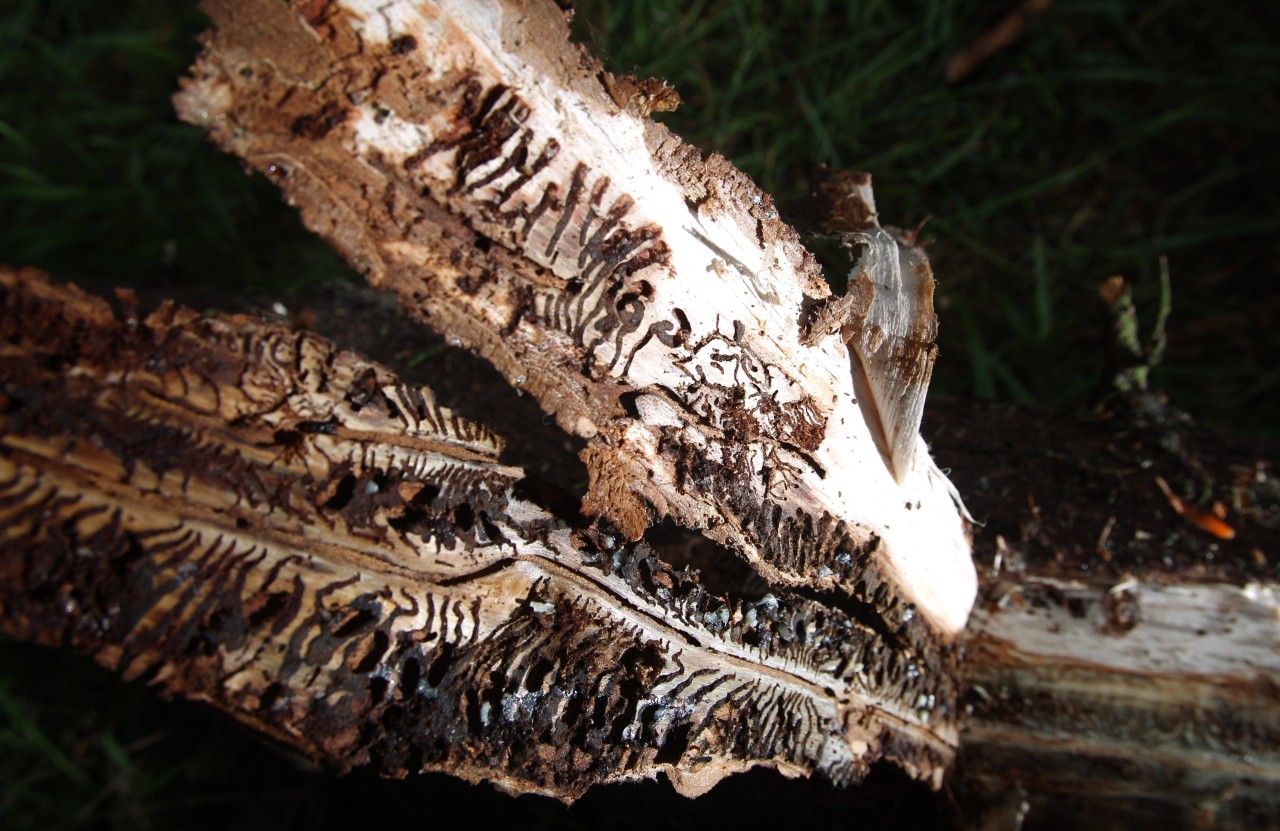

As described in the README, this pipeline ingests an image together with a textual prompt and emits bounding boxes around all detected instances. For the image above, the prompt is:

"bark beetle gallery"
[167,0,977,793]
[3,0,977,798]
[0,266,960,799]
[1,0,1278,824]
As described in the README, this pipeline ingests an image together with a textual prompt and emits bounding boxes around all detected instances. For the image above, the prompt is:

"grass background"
[1,0,1277,826]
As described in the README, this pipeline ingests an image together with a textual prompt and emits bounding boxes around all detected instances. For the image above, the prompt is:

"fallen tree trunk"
[167,0,979,790]
[961,576,1280,828]
[3,270,1277,827]
[173,0,977,642]
[0,268,950,798]
[932,396,1280,827]
[2,0,1279,825]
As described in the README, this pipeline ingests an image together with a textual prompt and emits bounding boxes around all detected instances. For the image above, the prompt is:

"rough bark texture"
[171,0,977,646]
[159,0,981,794]
[2,0,1278,822]
[2,271,1278,825]
[0,268,956,799]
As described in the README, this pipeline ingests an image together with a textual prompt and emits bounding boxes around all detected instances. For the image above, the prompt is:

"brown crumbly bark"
[0,268,957,799]
[172,0,977,649]
[2,0,1276,820]
[2,271,1277,823]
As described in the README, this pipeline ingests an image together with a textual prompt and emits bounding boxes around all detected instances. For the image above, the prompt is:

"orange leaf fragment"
[1154,476,1237,540]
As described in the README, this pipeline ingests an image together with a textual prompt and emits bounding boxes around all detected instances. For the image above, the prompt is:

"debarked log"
[0,268,958,799]
[960,576,1280,828]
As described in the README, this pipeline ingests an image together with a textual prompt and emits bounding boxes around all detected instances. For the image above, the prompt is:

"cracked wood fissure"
[0,269,956,799]
[172,0,976,651]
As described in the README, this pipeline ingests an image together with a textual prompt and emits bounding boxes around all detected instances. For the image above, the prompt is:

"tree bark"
[2,268,1278,824]
[167,0,978,792]
[172,0,978,642]
[2,0,1278,824]
[0,267,953,799]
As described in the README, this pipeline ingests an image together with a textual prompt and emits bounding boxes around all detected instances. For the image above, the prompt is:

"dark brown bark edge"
[0,268,953,801]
